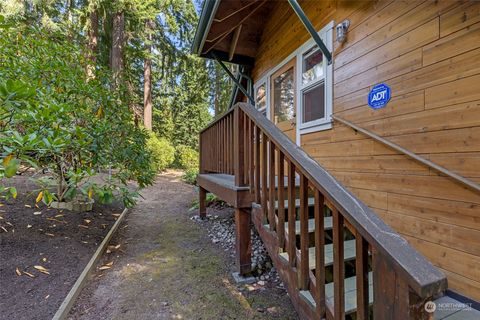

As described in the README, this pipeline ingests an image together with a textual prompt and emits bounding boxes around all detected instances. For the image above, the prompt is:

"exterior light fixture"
[336,19,350,43]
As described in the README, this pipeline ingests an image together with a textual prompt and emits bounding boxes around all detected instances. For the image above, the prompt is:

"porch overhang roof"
[192,0,275,67]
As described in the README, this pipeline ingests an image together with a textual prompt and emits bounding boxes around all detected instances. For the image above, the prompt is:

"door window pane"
[302,47,323,85]
[272,67,294,123]
[302,82,325,123]
[255,83,266,110]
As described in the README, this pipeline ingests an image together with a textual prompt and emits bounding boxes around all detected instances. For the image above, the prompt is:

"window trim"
[253,21,334,145]
[253,75,269,119]
[296,21,333,138]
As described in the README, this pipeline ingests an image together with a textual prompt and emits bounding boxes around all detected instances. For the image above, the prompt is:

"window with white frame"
[253,21,333,140]
[254,77,268,117]
[297,22,333,133]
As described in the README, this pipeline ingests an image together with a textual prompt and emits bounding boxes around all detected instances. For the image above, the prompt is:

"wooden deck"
[197,103,462,319]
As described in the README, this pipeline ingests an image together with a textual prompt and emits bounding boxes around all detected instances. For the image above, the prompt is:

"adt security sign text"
[368,83,391,109]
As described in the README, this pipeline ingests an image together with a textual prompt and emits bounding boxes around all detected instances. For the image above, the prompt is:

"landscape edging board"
[52,207,129,320]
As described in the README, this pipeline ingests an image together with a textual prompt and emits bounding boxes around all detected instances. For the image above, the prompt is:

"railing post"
[233,107,245,186]
[373,251,410,319]
[199,131,205,174]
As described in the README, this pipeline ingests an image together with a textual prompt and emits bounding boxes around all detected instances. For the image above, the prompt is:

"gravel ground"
[191,212,282,287]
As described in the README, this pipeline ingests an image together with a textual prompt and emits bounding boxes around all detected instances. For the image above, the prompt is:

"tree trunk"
[86,8,98,80]
[214,65,220,116]
[111,11,125,87]
[143,20,153,130]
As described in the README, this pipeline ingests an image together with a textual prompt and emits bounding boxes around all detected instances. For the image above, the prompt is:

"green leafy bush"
[182,168,199,185]
[147,133,175,172]
[175,145,199,170]
[0,20,156,207]
[189,193,224,210]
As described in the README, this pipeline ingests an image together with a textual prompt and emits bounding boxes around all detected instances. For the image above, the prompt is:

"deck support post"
[235,208,252,275]
[199,187,207,219]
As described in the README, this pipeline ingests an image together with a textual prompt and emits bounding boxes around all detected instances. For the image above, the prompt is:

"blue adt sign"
[368,83,391,109]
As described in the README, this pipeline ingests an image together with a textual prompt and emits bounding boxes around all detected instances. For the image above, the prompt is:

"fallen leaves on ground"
[99,261,113,270]
[23,271,35,278]
[106,244,121,253]
[84,219,91,224]
[34,265,50,275]
[35,192,43,203]
[47,217,67,224]
[1,226,7,232]
[33,211,42,215]
[15,267,22,276]
[45,233,55,237]
[78,224,89,229]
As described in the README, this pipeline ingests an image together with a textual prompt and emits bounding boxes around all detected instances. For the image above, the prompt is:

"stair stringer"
[251,204,317,320]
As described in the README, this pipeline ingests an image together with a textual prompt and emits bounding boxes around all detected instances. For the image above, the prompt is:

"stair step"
[263,216,332,235]
[271,175,301,188]
[274,197,315,209]
[279,239,356,269]
[299,272,373,315]
[284,216,333,235]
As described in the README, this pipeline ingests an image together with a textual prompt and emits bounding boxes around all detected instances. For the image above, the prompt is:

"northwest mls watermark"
[424,300,473,313]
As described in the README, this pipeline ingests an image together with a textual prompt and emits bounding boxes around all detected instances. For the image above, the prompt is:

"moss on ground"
[140,214,296,319]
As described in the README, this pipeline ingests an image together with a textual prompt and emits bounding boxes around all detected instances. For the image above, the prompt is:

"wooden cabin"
[193,1,480,319]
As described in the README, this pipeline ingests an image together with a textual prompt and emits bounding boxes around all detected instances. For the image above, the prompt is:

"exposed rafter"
[228,24,243,61]
[213,1,258,23]
[203,0,267,55]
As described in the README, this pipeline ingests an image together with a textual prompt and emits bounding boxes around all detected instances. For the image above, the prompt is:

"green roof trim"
[192,0,220,55]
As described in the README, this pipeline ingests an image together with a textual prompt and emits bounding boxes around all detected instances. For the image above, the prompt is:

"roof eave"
[192,0,220,55]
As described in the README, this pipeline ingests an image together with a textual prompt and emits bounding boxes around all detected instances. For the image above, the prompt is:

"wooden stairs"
[197,103,480,319]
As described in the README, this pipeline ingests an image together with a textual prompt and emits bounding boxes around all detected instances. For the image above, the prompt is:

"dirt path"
[69,170,297,320]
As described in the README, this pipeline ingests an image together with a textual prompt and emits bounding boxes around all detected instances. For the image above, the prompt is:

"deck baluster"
[254,125,261,203]
[277,152,285,248]
[287,160,296,267]
[268,141,276,231]
[333,208,345,319]
[261,133,268,222]
[314,189,326,317]
[249,119,255,194]
[356,232,369,320]
[299,174,309,290]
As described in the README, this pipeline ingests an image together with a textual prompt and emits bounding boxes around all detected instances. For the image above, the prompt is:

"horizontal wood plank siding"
[252,0,480,301]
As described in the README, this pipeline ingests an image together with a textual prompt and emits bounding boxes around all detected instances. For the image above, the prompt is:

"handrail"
[333,115,480,194]
[200,107,235,135]
[233,102,446,298]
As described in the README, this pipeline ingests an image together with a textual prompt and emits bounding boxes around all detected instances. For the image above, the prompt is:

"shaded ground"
[0,174,123,320]
[69,170,298,320]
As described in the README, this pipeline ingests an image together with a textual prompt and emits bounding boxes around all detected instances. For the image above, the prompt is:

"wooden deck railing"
[199,102,447,319]
[200,110,235,175]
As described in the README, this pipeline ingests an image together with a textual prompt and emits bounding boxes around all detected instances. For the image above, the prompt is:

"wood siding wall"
[251,0,480,301]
